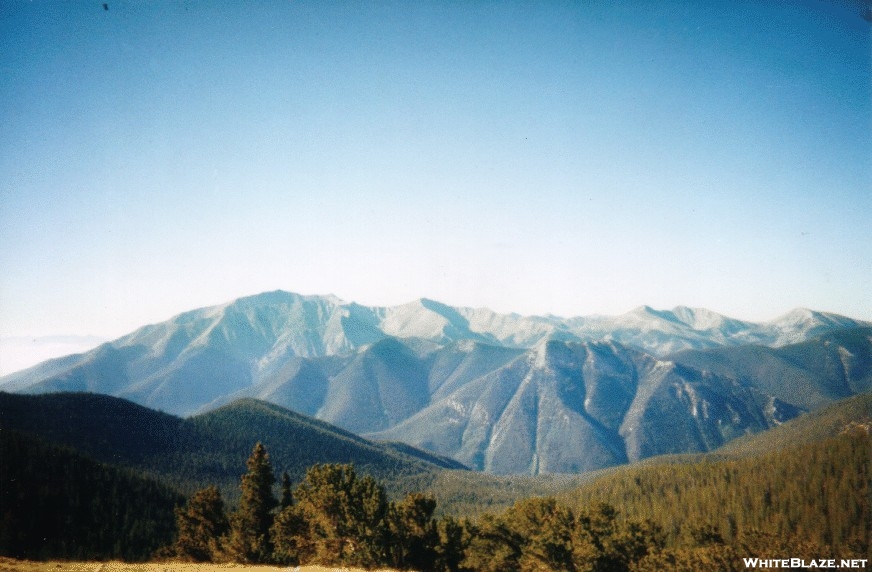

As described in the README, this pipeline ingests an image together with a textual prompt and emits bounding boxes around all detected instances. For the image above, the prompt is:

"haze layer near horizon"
[1,1,869,363]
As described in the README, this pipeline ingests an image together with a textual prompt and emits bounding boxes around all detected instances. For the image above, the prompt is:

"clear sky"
[1,0,870,359]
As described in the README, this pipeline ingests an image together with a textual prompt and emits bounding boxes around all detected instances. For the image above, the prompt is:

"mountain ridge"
[4,291,866,380]
[0,391,464,496]
[1,290,869,475]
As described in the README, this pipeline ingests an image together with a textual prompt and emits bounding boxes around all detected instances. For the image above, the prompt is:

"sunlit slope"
[2,292,866,417]
[1,291,869,475]
[560,393,872,556]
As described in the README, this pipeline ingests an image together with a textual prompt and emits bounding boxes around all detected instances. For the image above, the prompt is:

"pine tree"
[271,504,309,565]
[436,515,469,572]
[173,486,229,562]
[572,502,663,571]
[508,497,575,572]
[461,513,523,572]
[226,442,277,563]
[388,492,440,570]
[292,463,389,567]
[280,471,293,510]
[461,497,575,572]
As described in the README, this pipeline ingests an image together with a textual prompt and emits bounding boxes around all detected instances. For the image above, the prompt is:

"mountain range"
[1,290,870,475]
[4,383,868,561]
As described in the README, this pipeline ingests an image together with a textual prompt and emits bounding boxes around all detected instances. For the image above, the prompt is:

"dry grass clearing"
[0,559,398,572]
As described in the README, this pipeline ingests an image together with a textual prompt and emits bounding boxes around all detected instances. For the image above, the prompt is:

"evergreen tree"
[507,497,575,572]
[388,492,440,570]
[173,486,229,562]
[572,502,663,571]
[226,442,277,563]
[459,499,663,572]
[280,471,293,510]
[271,503,309,565]
[462,497,575,572]
[461,513,523,572]
[291,463,389,567]
[436,515,470,572]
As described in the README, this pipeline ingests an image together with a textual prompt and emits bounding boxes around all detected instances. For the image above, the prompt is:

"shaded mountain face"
[1,290,870,475]
[0,392,464,498]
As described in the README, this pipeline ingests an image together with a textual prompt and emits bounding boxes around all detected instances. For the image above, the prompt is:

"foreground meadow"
[0,559,397,572]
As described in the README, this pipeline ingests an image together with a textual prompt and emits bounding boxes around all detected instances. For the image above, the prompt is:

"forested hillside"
[714,392,872,456]
[0,391,581,515]
[564,432,870,557]
[0,429,181,561]
[2,392,869,567]
[164,426,872,570]
[0,392,461,500]
[551,396,872,567]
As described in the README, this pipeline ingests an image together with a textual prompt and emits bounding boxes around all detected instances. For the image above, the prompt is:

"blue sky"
[1,0,870,361]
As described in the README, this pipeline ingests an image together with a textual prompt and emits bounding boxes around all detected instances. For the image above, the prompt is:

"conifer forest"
[3,427,869,571]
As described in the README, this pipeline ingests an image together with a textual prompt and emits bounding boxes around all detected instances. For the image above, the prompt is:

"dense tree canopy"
[273,463,389,567]
[0,429,180,561]
[4,428,867,569]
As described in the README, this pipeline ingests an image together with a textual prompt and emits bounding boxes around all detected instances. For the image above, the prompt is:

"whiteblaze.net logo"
[743,558,868,569]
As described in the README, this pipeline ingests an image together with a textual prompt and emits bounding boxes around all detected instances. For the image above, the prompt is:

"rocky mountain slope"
[2,291,869,475]
[370,329,871,473]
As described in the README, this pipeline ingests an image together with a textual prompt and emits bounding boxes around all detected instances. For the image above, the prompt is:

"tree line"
[173,442,672,570]
[4,420,866,569]
[175,429,870,571]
